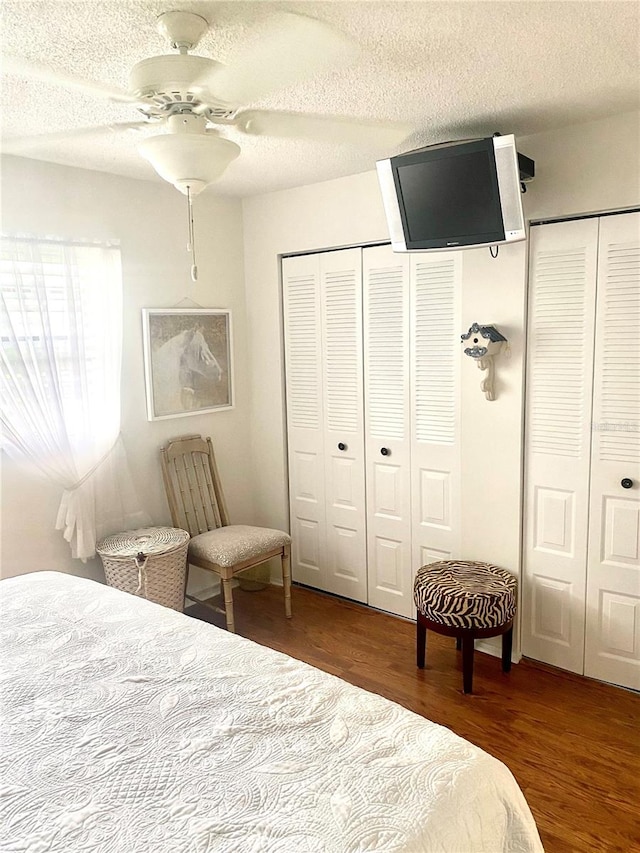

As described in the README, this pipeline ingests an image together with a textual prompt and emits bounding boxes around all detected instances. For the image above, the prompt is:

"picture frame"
[142,308,234,421]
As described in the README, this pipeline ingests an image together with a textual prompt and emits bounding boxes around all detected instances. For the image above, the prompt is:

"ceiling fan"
[3,10,412,192]
[3,9,412,278]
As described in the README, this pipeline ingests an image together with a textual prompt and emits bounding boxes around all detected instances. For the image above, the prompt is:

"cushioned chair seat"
[414,560,516,629]
[188,525,292,568]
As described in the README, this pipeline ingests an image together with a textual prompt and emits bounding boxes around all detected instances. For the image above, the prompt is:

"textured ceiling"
[2,1,639,197]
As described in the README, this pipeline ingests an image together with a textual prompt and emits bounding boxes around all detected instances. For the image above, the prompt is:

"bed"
[0,572,543,852]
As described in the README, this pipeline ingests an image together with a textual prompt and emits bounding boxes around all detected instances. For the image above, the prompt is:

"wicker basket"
[96,526,190,612]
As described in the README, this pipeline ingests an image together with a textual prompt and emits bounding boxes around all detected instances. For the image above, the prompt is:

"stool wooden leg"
[461,634,474,694]
[502,627,513,673]
[416,615,427,669]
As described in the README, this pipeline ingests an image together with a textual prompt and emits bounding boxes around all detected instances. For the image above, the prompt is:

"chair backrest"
[160,434,230,536]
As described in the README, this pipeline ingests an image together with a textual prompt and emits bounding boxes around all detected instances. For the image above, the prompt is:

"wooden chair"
[160,434,291,632]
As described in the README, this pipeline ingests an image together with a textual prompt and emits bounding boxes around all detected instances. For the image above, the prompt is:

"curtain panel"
[0,235,149,560]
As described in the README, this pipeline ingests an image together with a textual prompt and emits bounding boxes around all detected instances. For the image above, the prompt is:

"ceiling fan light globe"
[138,133,240,194]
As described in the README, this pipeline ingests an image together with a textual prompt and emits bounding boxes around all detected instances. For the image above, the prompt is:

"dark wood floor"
[186,583,640,853]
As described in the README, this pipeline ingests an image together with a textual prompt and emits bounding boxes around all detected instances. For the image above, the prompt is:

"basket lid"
[97,526,189,557]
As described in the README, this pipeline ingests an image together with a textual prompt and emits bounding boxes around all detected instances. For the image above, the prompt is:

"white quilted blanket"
[0,572,543,853]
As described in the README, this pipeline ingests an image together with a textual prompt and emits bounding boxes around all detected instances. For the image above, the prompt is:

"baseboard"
[183,577,248,609]
[475,637,522,664]
[184,578,219,611]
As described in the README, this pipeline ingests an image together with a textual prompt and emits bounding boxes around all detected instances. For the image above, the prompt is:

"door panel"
[585,212,640,689]
[295,517,322,577]
[419,468,452,527]
[321,248,367,602]
[531,577,573,646]
[599,592,639,658]
[410,253,461,583]
[282,254,328,590]
[371,461,403,517]
[362,245,412,616]
[602,497,640,564]
[523,218,599,673]
[533,486,576,556]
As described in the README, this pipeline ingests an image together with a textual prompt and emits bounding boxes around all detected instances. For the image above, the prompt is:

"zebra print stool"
[413,560,517,694]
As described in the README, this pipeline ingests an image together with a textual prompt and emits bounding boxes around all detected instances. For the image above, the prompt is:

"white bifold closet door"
[360,246,462,618]
[523,217,598,673]
[283,249,367,603]
[584,212,640,689]
[284,244,461,618]
[362,245,412,617]
[523,211,640,690]
[282,253,328,593]
[410,254,462,572]
[321,249,367,602]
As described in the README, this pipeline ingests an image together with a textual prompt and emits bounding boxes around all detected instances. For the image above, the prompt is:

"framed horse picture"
[142,308,233,420]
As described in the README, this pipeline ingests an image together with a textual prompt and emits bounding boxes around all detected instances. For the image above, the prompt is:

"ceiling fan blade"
[3,55,144,105]
[1,122,152,155]
[233,110,414,148]
[204,13,359,105]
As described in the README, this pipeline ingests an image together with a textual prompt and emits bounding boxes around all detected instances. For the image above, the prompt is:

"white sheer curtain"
[0,234,150,560]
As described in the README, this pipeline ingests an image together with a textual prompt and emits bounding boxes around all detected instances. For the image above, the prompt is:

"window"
[1,234,147,559]
[1,236,122,453]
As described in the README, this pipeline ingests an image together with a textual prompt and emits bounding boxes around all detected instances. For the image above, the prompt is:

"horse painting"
[151,326,225,416]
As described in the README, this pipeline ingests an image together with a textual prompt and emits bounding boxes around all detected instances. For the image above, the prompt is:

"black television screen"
[376,135,527,253]
[396,147,502,245]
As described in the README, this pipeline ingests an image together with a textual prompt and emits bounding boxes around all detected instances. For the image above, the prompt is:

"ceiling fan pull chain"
[186,186,198,282]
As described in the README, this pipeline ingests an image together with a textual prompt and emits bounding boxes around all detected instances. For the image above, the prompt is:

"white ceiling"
[2,1,639,198]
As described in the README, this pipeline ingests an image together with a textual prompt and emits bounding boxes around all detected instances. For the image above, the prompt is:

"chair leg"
[502,627,513,673]
[416,614,427,669]
[461,634,475,694]
[221,577,235,633]
[282,547,292,619]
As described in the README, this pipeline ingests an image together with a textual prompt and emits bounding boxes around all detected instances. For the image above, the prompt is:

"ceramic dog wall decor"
[461,323,508,401]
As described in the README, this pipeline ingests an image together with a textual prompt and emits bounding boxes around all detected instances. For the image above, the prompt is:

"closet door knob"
[337,442,347,452]
[380,447,390,457]
[621,478,633,489]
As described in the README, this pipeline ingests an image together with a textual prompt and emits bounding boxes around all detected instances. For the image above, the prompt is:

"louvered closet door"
[585,212,640,689]
[363,245,412,617]
[522,219,598,673]
[410,254,462,574]
[282,254,328,590]
[320,248,367,602]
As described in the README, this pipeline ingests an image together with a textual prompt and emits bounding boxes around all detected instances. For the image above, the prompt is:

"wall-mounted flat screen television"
[376,134,531,253]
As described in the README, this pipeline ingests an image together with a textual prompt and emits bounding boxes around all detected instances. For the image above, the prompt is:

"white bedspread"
[0,572,543,852]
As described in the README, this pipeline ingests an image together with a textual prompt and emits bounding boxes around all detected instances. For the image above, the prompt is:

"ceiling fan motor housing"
[129,54,234,117]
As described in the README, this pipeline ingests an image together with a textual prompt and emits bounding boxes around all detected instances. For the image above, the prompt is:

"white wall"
[1,156,250,589]
[519,111,640,221]
[242,110,640,638]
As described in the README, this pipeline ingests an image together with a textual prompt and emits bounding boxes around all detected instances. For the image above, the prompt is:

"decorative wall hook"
[461,323,508,401]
